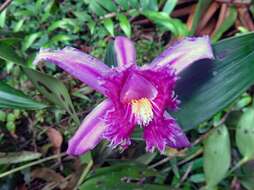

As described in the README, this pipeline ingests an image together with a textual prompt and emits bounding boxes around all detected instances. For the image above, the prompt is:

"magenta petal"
[150,36,214,74]
[144,112,190,153]
[67,99,112,156]
[120,72,158,103]
[33,47,110,95]
[103,104,136,148]
[114,36,136,68]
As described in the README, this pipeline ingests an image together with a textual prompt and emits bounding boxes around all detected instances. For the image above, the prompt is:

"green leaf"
[173,32,254,130]
[143,10,189,37]
[80,163,169,190]
[0,41,24,65]
[190,0,212,34]
[140,0,158,11]
[115,0,129,10]
[162,0,177,15]
[204,125,231,188]
[0,82,46,110]
[241,176,254,190]
[22,67,79,124]
[0,151,41,164]
[80,151,93,165]
[0,10,7,28]
[22,32,43,51]
[89,1,107,17]
[96,0,117,12]
[136,152,157,165]
[118,14,131,37]
[189,173,205,183]
[129,0,139,8]
[44,34,72,47]
[87,21,96,34]
[211,6,237,42]
[236,108,254,160]
[104,41,117,67]
[13,18,26,32]
[47,18,79,33]
[103,18,115,36]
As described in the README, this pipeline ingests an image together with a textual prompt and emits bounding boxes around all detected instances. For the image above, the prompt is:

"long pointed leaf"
[23,67,80,125]
[173,32,254,130]
[0,82,47,110]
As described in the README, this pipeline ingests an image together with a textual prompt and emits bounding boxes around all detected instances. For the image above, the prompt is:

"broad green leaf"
[0,41,24,65]
[0,151,41,164]
[241,178,254,190]
[147,0,158,11]
[212,6,237,42]
[143,10,189,37]
[189,173,205,183]
[22,67,79,124]
[13,18,26,32]
[0,37,21,46]
[87,21,96,34]
[89,1,107,16]
[162,0,177,15]
[44,34,72,47]
[103,18,115,36]
[129,0,139,8]
[0,10,6,28]
[235,95,252,110]
[81,183,170,190]
[204,125,231,188]
[104,41,117,67]
[22,32,42,51]
[173,32,254,130]
[236,108,254,160]
[0,82,46,110]
[80,151,93,165]
[140,0,158,11]
[190,0,212,34]
[47,19,79,33]
[136,152,157,165]
[115,0,129,10]
[80,163,169,190]
[96,0,117,12]
[118,14,131,37]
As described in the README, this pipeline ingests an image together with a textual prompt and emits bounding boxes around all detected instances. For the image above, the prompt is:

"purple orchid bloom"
[34,36,214,155]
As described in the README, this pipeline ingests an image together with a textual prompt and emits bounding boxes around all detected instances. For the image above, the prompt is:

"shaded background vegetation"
[0,0,254,190]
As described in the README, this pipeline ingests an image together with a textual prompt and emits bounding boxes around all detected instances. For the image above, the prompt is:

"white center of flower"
[131,98,153,126]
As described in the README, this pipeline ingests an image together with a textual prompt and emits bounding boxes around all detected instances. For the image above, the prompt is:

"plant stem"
[227,157,249,176]
[0,0,12,12]
[74,159,93,190]
[0,152,66,178]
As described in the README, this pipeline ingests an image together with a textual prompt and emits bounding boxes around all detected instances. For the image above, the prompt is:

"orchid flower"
[34,36,214,155]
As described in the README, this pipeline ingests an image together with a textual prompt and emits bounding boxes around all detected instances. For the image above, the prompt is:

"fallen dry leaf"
[46,127,63,152]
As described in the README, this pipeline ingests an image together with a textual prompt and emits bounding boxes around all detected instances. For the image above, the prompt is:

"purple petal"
[33,47,110,95]
[139,67,178,115]
[103,103,136,149]
[144,112,190,153]
[67,99,112,156]
[150,36,214,74]
[114,36,136,68]
[120,72,158,103]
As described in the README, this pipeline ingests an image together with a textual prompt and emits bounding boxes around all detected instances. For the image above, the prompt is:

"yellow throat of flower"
[131,98,153,126]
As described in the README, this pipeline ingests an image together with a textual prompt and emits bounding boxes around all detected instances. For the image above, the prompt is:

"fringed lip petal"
[114,36,136,68]
[150,36,214,74]
[67,99,113,156]
[120,72,158,103]
[144,112,190,153]
[33,47,111,95]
